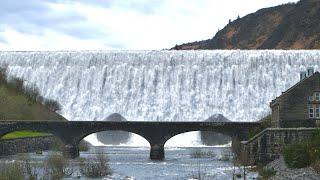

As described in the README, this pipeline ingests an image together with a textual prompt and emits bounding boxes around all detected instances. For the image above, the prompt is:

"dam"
[0,50,320,146]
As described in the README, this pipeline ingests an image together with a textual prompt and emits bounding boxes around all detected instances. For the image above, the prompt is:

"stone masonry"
[241,128,315,165]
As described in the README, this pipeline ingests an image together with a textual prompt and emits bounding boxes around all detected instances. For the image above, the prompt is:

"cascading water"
[0,50,319,146]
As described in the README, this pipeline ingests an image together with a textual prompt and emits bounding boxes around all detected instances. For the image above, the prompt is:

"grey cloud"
[0,0,107,39]
[65,0,162,14]
[104,42,126,49]
[0,36,7,44]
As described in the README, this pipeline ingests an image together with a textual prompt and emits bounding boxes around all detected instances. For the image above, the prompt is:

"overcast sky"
[0,0,299,51]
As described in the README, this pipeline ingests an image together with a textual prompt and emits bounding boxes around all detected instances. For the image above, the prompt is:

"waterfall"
[0,50,320,146]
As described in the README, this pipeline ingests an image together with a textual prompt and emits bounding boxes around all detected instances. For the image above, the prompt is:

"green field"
[1,131,51,140]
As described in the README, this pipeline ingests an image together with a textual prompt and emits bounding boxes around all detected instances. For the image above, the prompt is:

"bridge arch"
[80,130,150,146]
[63,129,153,159]
[164,130,232,148]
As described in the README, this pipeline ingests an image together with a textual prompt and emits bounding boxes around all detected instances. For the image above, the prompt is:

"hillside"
[172,0,320,50]
[0,85,65,121]
[0,69,66,139]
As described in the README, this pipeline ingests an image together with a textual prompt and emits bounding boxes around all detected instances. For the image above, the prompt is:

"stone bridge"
[0,121,260,160]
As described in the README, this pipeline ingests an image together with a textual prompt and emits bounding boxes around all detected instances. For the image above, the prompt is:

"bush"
[79,140,90,152]
[219,154,230,161]
[80,153,112,178]
[283,142,311,168]
[23,85,40,103]
[0,161,24,180]
[43,99,61,112]
[259,167,276,179]
[282,128,320,169]
[190,149,215,158]
[44,154,73,179]
[21,157,38,180]
[8,77,24,92]
[312,159,320,174]
[0,67,7,84]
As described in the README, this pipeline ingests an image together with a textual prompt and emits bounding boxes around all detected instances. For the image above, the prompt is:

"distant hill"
[172,0,320,50]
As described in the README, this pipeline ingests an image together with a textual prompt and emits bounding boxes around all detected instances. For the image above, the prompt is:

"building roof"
[270,71,320,107]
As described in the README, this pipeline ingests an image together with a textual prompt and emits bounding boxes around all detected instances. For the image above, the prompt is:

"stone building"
[270,68,320,127]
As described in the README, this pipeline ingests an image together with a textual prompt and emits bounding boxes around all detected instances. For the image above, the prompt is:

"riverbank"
[0,136,90,156]
[0,136,59,156]
[261,156,320,179]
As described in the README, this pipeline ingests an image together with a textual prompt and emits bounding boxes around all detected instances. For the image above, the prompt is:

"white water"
[0,50,320,146]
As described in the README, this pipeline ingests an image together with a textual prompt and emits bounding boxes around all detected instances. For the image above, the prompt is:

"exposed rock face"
[96,113,130,145]
[200,114,231,146]
[172,0,320,50]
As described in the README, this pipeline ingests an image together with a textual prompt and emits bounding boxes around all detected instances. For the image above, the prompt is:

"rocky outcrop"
[96,113,130,145]
[200,114,231,146]
[172,0,320,50]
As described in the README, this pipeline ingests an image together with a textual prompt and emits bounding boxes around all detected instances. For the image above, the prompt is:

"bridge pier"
[150,144,164,160]
[62,144,79,159]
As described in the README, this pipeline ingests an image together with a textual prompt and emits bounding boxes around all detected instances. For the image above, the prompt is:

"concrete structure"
[270,71,320,128]
[0,121,259,160]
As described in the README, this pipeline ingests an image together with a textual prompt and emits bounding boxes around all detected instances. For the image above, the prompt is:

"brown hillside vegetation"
[172,0,320,50]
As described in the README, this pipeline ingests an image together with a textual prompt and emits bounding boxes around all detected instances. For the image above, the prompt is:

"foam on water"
[1,50,320,146]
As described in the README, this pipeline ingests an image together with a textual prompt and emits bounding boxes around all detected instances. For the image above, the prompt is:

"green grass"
[0,85,65,121]
[1,131,51,140]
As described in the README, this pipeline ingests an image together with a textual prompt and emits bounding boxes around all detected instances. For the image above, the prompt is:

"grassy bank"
[0,67,66,140]
[1,131,51,140]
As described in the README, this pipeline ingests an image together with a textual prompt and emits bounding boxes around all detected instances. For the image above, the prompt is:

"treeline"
[0,67,61,112]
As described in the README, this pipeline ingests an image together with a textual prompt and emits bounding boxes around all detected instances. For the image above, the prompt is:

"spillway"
[0,50,319,146]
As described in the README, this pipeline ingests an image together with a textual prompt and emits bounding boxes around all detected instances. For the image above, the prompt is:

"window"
[309,105,314,118]
[316,104,320,118]
[309,95,314,102]
[315,92,320,101]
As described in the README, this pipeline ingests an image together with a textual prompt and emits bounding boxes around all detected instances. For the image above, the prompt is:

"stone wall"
[0,136,59,156]
[241,128,316,165]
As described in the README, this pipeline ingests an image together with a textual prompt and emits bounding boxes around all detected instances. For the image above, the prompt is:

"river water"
[1,146,258,180]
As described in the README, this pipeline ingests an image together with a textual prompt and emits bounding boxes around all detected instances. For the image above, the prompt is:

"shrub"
[43,99,61,112]
[283,142,311,168]
[0,67,7,84]
[79,140,90,152]
[23,85,40,103]
[8,77,24,92]
[44,154,73,179]
[80,153,112,178]
[0,161,24,180]
[190,149,215,158]
[219,154,230,161]
[312,159,320,174]
[22,158,38,180]
[259,167,276,179]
